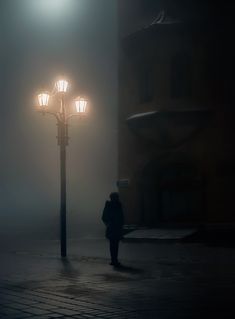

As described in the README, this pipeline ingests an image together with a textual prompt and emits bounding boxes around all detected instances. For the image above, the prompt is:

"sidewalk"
[123,227,197,241]
[123,223,235,244]
[0,238,235,318]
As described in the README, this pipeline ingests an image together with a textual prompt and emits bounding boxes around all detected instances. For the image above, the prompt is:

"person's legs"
[113,239,119,263]
[109,239,120,265]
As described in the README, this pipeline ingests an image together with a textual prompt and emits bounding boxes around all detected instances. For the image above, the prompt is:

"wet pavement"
[0,238,235,318]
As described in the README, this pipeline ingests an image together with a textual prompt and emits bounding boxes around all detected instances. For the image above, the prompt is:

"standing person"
[102,192,124,267]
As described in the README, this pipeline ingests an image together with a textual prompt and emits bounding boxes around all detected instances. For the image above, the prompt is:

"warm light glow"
[55,79,69,93]
[75,97,88,113]
[38,92,50,107]
[29,0,72,18]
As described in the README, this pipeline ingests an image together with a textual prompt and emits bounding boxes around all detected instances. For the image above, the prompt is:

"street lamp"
[35,78,88,258]
[75,96,88,113]
[55,79,69,93]
[38,92,50,107]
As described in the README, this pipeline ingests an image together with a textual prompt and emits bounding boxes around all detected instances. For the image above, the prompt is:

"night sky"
[0,0,118,238]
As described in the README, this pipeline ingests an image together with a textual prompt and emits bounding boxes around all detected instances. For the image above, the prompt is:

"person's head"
[109,192,119,202]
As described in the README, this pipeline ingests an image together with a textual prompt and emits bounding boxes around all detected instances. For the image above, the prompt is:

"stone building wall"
[118,0,235,226]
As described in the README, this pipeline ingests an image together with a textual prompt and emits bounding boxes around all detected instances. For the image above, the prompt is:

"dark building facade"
[118,0,235,226]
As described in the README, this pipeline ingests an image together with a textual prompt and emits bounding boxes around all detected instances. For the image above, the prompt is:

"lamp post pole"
[36,78,88,258]
[59,123,67,257]
[58,95,68,258]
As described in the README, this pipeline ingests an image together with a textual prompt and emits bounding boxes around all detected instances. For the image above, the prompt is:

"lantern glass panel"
[38,93,50,107]
[56,79,68,93]
[75,97,88,113]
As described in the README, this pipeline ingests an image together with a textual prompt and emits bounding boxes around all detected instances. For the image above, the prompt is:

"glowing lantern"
[55,79,69,93]
[75,97,88,113]
[38,92,50,107]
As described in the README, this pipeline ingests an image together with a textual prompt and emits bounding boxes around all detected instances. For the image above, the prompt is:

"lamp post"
[36,78,88,258]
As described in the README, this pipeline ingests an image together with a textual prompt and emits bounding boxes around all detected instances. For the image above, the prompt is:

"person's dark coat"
[102,200,124,240]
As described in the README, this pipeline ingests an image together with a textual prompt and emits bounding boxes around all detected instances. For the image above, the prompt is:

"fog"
[0,0,118,239]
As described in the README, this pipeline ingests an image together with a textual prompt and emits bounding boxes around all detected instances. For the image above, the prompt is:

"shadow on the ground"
[113,264,144,274]
[60,259,80,278]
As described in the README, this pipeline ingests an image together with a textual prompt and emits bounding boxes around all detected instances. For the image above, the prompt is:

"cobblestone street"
[0,239,235,318]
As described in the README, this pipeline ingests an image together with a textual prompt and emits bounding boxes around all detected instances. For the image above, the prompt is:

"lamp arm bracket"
[40,110,61,122]
[66,113,83,121]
